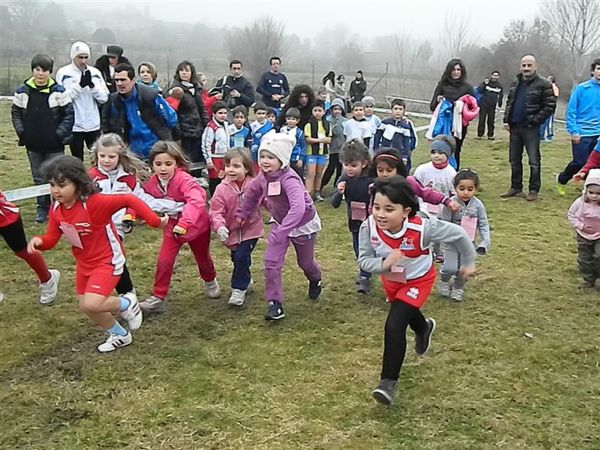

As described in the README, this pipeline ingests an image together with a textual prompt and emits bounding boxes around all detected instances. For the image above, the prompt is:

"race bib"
[267,181,281,196]
[384,264,407,283]
[461,216,478,241]
[427,203,441,215]
[350,201,367,221]
[59,222,83,249]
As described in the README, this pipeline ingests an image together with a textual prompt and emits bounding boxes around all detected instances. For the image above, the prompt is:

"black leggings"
[115,235,134,295]
[381,300,428,380]
[454,125,468,169]
[70,131,100,161]
[0,217,28,252]
[321,153,342,189]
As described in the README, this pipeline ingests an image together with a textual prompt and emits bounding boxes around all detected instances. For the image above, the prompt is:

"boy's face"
[343,160,368,178]
[267,113,276,123]
[32,66,50,86]
[312,106,325,120]
[233,112,245,127]
[353,106,365,120]
[318,91,327,100]
[215,108,228,122]
[392,105,405,119]
[364,104,374,116]
[332,106,342,117]
[286,116,299,128]
[255,110,267,123]
[431,150,448,165]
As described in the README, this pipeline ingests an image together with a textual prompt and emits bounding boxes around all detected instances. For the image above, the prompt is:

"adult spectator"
[322,71,336,104]
[56,41,109,161]
[430,58,475,168]
[276,84,316,130]
[137,61,161,92]
[102,63,177,159]
[539,76,560,142]
[557,58,600,186]
[11,54,74,223]
[256,56,290,115]
[477,70,503,140]
[199,72,222,120]
[501,55,556,201]
[95,45,130,93]
[335,74,351,111]
[214,60,254,109]
[349,70,367,103]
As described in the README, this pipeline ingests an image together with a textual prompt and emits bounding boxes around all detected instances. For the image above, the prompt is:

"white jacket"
[56,63,109,132]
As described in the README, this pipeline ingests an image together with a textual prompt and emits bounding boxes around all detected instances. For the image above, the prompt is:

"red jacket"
[0,192,20,228]
[201,89,219,120]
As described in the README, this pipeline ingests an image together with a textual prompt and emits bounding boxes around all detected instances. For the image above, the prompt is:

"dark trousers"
[454,126,467,169]
[321,153,342,189]
[558,136,600,184]
[381,301,428,380]
[70,130,100,161]
[231,238,258,290]
[0,217,28,252]
[27,150,64,212]
[181,137,204,177]
[576,234,600,284]
[351,230,371,279]
[508,124,541,193]
[477,104,496,137]
[115,264,134,295]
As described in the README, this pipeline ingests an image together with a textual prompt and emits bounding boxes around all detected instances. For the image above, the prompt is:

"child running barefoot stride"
[567,169,600,289]
[236,133,322,321]
[140,141,219,313]
[1,190,60,304]
[209,148,263,306]
[358,177,475,405]
[27,155,167,353]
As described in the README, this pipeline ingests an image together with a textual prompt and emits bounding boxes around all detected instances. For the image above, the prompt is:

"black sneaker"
[265,301,285,320]
[35,208,48,223]
[308,280,322,300]
[372,378,397,405]
[415,318,436,356]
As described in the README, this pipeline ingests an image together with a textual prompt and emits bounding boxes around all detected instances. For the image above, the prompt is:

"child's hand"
[159,215,169,228]
[27,237,43,255]
[173,224,186,235]
[572,171,586,182]
[459,264,476,278]
[217,226,230,242]
[295,160,303,169]
[206,161,214,171]
[337,181,346,194]
[384,249,405,270]
[476,246,486,256]
[448,200,461,212]
[324,137,332,144]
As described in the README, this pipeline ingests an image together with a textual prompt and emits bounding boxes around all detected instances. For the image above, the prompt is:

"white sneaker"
[139,295,167,314]
[39,269,60,305]
[205,279,221,298]
[438,280,451,297]
[120,291,143,331]
[0,291,4,303]
[450,289,464,302]
[247,279,255,292]
[228,288,246,306]
[97,332,132,353]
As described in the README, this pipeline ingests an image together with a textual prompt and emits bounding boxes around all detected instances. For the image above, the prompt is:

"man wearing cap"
[95,45,131,93]
[56,41,109,161]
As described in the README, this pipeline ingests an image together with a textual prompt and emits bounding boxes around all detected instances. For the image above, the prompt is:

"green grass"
[1,101,599,449]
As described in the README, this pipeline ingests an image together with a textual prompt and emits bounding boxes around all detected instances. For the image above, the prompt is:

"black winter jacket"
[503,73,556,126]
[214,75,255,109]
[168,80,209,138]
[95,55,131,93]
[430,79,475,111]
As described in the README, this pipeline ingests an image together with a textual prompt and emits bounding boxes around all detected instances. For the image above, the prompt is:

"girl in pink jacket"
[139,141,219,314]
[209,148,264,306]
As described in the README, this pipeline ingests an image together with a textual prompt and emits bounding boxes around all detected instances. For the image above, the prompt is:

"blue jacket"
[373,117,417,153]
[229,124,252,149]
[566,78,600,136]
[250,120,275,161]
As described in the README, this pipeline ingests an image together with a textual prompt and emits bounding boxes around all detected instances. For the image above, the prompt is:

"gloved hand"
[217,226,230,242]
[79,70,93,88]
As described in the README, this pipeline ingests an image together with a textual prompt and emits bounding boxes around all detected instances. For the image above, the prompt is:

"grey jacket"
[440,196,491,252]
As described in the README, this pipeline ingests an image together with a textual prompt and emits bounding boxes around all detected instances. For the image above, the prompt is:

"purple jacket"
[236,168,316,242]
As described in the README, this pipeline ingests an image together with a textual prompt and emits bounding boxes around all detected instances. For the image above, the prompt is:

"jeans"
[27,150,64,212]
[508,124,541,193]
[539,115,554,140]
[558,136,599,184]
[231,238,258,290]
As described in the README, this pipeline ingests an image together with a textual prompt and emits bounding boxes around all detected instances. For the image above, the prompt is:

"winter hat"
[70,41,90,59]
[362,95,376,107]
[430,138,454,157]
[259,133,295,168]
[585,169,600,187]
[106,45,123,58]
[331,97,346,113]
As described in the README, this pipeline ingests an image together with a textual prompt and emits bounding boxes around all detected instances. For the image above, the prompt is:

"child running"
[209,148,263,306]
[358,176,476,405]
[140,141,220,313]
[439,169,490,301]
[88,133,183,304]
[1,190,60,304]
[27,155,167,352]
[567,169,600,289]
[202,101,231,195]
[236,133,322,321]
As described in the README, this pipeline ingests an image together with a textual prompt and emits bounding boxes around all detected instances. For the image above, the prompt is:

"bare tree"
[543,0,600,86]
[439,12,478,61]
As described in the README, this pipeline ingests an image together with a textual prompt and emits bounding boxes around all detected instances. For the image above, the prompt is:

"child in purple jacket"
[236,133,322,321]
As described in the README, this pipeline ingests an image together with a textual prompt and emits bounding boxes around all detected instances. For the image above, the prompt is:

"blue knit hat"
[430,139,454,157]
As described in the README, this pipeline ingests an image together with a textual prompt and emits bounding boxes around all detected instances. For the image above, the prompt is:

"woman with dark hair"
[276,84,316,129]
[167,60,209,165]
[322,71,336,104]
[430,59,474,168]
[349,70,367,102]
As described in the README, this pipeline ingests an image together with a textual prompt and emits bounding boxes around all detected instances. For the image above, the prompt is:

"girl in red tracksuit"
[140,141,219,314]
[27,155,167,353]
[1,190,60,305]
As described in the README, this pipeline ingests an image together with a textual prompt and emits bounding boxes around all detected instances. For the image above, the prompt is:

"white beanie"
[585,168,600,187]
[259,133,296,168]
[70,41,90,60]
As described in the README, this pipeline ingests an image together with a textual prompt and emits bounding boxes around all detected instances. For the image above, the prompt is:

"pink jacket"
[143,168,210,237]
[459,94,480,126]
[209,176,264,248]
[568,196,600,240]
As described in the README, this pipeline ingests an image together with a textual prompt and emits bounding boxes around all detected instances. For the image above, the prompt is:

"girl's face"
[200,75,208,87]
[376,161,398,180]
[456,179,477,203]
[214,108,228,122]
[152,153,177,181]
[372,192,411,233]
[97,146,120,172]
[343,160,368,178]
[260,150,282,173]
[139,65,154,84]
[225,156,248,181]
[586,184,600,203]
[49,178,77,208]
[332,106,342,117]
[178,66,192,82]
[431,150,448,165]
[451,64,462,80]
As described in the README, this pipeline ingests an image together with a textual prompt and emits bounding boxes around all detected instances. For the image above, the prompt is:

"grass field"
[0,101,598,449]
